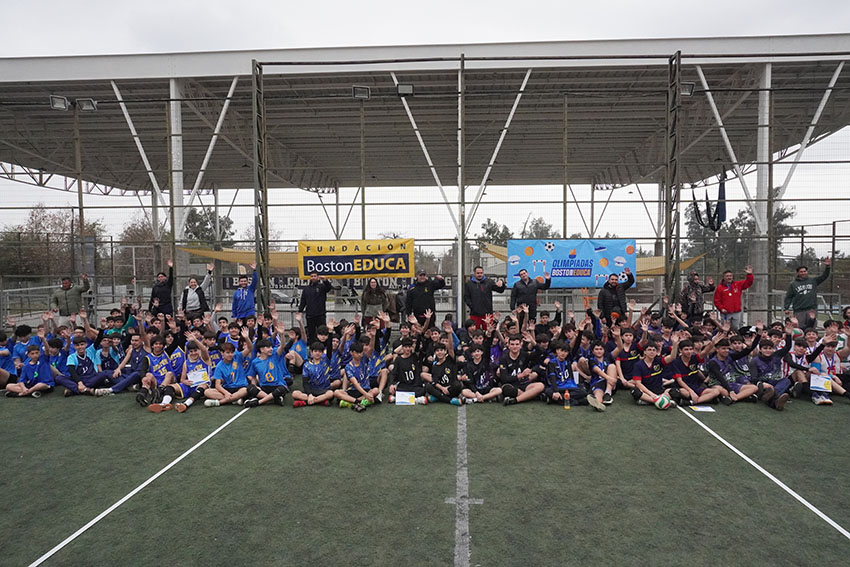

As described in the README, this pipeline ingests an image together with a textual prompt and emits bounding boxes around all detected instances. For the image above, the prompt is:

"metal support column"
[664,52,683,302]
[562,95,568,240]
[252,60,271,311]
[750,63,771,322]
[168,78,185,307]
[73,104,86,273]
[360,101,366,240]
[456,54,466,323]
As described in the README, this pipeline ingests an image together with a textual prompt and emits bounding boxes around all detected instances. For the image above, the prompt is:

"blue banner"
[506,239,637,289]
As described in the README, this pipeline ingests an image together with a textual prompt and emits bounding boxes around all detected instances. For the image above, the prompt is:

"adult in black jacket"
[597,268,634,326]
[464,266,506,329]
[298,272,334,343]
[149,260,174,316]
[510,269,551,321]
[406,271,445,324]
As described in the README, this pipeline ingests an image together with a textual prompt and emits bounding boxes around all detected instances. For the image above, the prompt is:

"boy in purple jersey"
[586,340,617,411]
[459,344,501,403]
[614,327,641,389]
[4,344,56,398]
[707,338,759,403]
[630,341,679,406]
[749,320,795,410]
[545,338,590,408]
[668,337,726,406]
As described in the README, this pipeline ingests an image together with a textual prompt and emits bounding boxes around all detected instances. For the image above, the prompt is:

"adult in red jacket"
[713,265,753,329]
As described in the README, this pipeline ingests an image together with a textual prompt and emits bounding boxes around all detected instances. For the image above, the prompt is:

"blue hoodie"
[231,271,258,319]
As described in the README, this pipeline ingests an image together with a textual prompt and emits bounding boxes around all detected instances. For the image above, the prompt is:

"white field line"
[29,408,252,567]
[677,406,850,541]
[446,405,483,567]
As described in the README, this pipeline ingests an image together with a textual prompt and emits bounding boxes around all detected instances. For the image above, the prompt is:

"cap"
[418,270,427,275]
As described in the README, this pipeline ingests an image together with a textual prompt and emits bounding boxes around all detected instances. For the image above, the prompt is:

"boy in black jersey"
[388,338,427,404]
[498,335,545,406]
[459,344,501,403]
[422,343,462,405]
[630,341,678,405]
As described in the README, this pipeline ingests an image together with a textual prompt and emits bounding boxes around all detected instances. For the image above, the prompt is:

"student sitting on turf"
[614,326,641,390]
[136,335,175,407]
[669,337,729,406]
[388,338,428,404]
[65,336,114,396]
[421,341,461,405]
[705,337,759,403]
[496,334,545,406]
[785,337,826,404]
[204,336,253,407]
[750,321,795,410]
[5,344,56,398]
[163,337,213,413]
[292,340,337,408]
[244,321,293,408]
[0,331,14,389]
[811,339,850,405]
[459,343,501,404]
[363,314,393,402]
[336,340,373,412]
[546,338,589,408]
[586,339,618,411]
[630,340,679,406]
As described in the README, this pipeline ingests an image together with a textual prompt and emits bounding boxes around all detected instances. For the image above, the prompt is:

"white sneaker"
[415,396,428,405]
[94,388,114,397]
[204,399,220,407]
[235,398,244,406]
[376,392,384,403]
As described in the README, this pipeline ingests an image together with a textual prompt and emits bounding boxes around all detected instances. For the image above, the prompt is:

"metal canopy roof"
[1,34,849,196]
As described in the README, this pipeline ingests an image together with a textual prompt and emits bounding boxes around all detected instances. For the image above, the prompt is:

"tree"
[184,207,235,247]
[0,204,105,283]
[683,195,798,277]
[475,218,513,248]
[520,216,561,239]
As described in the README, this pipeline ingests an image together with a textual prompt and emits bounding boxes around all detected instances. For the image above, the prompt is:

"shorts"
[639,381,665,396]
[224,386,247,394]
[261,385,288,394]
[589,377,607,392]
[345,388,362,399]
[177,383,197,398]
[305,386,330,397]
[368,377,381,389]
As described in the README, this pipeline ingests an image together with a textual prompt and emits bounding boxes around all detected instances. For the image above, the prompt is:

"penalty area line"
[29,407,252,567]
[677,406,850,541]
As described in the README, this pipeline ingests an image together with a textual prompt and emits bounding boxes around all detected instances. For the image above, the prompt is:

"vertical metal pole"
[360,100,366,240]
[110,236,115,303]
[665,52,683,302]
[655,183,664,298]
[589,184,596,238]
[252,60,271,311]
[131,247,138,297]
[168,79,185,308]
[335,188,341,239]
[213,183,221,304]
[73,104,86,273]
[767,93,776,317]
[456,54,466,322]
[750,63,771,322]
[831,221,837,300]
[562,95,568,239]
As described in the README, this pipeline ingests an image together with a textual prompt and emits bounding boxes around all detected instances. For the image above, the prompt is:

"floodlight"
[397,84,414,97]
[352,86,371,100]
[680,82,696,96]
[49,95,70,111]
[76,98,98,112]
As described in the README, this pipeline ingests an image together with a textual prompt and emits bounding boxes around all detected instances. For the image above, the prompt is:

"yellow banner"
[297,239,414,279]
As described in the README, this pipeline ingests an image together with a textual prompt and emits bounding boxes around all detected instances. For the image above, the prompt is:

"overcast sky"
[1,1,848,259]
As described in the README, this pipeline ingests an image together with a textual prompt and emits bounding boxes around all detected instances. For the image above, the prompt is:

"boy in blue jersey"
[93,333,147,397]
[244,321,292,408]
[292,340,336,407]
[0,331,14,388]
[151,338,212,413]
[12,325,41,377]
[137,335,176,408]
[335,341,373,412]
[204,338,254,407]
[545,338,589,408]
[5,344,56,398]
[65,336,114,396]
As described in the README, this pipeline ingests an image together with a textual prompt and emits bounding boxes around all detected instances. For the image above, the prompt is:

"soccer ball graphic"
[543,241,555,252]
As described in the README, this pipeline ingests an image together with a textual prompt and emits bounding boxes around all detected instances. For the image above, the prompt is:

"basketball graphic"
[524,246,534,256]
[626,245,635,255]
[600,258,609,268]
[535,276,545,284]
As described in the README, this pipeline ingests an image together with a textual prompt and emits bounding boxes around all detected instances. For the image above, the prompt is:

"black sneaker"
[720,396,733,406]
[5,391,18,398]
[503,397,517,406]
[756,382,765,398]
[135,390,150,407]
[791,382,804,399]
[669,388,683,402]
[244,398,260,408]
[746,394,759,403]
[151,387,164,405]
[602,392,613,405]
[775,393,790,411]
[495,394,505,404]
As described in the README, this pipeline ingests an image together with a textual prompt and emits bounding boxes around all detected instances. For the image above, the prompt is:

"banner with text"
[506,239,637,289]
[297,238,415,279]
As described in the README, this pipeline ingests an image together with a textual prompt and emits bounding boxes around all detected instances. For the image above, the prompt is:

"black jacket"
[406,277,445,317]
[149,266,174,313]
[463,276,506,316]
[597,272,634,324]
[510,277,551,310]
[181,286,209,314]
[298,279,333,318]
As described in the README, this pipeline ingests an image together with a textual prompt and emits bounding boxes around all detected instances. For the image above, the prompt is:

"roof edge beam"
[776,60,845,200]
[695,65,766,234]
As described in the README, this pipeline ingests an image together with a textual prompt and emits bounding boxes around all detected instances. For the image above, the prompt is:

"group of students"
[3,282,850,415]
